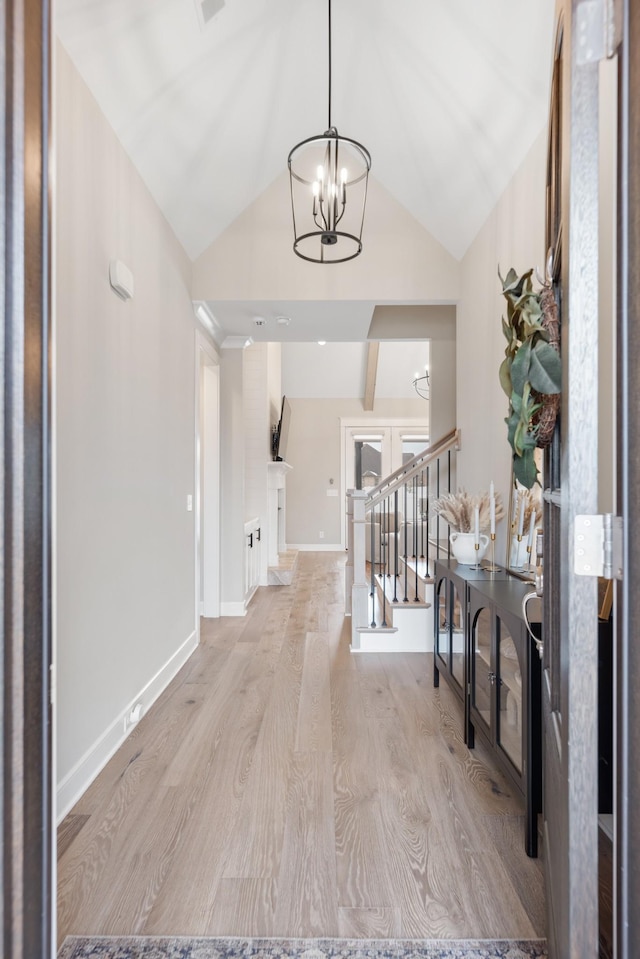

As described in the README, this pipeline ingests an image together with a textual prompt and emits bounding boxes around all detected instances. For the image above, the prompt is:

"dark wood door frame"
[2,1,53,957]
[616,0,640,953]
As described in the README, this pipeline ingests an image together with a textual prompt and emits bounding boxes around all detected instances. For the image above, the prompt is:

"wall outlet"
[319,531,324,539]
[187,494,193,511]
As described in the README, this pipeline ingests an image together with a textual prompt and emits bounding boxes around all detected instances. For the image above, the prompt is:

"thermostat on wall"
[109,259,134,300]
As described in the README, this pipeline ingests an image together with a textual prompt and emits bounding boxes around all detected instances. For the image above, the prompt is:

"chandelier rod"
[327,0,332,130]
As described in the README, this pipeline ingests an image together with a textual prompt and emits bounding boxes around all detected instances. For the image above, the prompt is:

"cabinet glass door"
[436,577,449,667]
[497,616,522,772]
[472,606,492,729]
[451,583,464,687]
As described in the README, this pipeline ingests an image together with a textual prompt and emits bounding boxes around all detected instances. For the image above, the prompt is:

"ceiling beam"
[363,342,379,411]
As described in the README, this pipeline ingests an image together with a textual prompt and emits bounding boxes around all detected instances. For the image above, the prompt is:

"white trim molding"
[288,543,344,552]
[220,602,247,617]
[56,629,198,821]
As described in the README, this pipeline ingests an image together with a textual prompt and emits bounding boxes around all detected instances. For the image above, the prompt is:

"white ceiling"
[56,0,556,266]
[281,340,430,399]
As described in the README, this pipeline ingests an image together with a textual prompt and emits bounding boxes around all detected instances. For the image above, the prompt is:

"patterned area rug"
[58,937,548,959]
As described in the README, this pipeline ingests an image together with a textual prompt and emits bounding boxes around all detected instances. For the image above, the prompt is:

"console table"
[433,558,542,857]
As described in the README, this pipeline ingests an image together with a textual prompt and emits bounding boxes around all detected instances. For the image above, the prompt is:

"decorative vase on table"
[450,531,489,565]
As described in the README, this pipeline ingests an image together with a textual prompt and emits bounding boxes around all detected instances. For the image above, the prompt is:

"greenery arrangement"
[432,489,505,534]
[499,267,561,488]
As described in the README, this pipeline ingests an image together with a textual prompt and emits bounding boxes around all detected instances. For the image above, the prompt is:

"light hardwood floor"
[57,552,545,945]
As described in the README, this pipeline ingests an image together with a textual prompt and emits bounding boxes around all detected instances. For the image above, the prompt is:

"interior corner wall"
[457,129,547,560]
[267,342,282,428]
[243,343,271,585]
[219,348,246,610]
[429,339,457,443]
[55,43,201,814]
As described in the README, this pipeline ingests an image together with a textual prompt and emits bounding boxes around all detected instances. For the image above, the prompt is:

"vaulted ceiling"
[56,0,556,265]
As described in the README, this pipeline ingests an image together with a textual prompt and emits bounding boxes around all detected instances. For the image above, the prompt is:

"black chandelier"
[287,0,371,264]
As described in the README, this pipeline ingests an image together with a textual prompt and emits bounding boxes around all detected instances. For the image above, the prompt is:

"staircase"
[345,428,460,652]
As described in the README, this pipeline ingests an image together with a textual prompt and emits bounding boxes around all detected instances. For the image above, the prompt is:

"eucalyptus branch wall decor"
[499,267,561,488]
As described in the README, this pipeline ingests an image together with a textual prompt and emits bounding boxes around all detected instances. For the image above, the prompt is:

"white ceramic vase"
[450,530,489,564]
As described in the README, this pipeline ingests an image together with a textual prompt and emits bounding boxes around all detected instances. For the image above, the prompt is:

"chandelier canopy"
[288,0,371,264]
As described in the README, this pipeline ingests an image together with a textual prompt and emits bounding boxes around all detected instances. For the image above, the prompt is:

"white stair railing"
[346,428,460,646]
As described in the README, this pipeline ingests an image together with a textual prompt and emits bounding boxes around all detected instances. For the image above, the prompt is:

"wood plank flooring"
[57,551,545,945]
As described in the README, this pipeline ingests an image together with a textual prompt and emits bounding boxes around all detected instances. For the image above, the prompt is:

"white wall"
[429,338,457,442]
[457,130,547,559]
[243,343,272,586]
[192,173,461,303]
[55,45,204,813]
[285,398,427,547]
[219,348,246,613]
[267,342,282,429]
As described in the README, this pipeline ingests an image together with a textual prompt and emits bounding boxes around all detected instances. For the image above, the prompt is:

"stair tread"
[268,550,299,586]
[374,573,432,607]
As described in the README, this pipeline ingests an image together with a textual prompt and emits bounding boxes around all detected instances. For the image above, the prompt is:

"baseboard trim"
[56,628,198,823]
[220,601,247,617]
[244,585,258,609]
[288,543,344,552]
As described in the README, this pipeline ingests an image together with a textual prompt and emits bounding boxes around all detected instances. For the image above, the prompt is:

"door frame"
[616,0,640,950]
[2,0,54,955]
[339,418,429,548]
[195,331,221,624]
[542,1,601,955]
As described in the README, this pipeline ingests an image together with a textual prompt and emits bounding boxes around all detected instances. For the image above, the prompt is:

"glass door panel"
[451,583,464,686]
[436,578,449,667]
[355,439,382,490]
[498,618,522,772]
[472,607,492,729]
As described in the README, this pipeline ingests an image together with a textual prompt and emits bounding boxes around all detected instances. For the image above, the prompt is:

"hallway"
[57,553,544,945]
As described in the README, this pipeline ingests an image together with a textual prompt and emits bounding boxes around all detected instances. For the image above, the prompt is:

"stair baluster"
[346,428,460,649]
[393,490,399,603]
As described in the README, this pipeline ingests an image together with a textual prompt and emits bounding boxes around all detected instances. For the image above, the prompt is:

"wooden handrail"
[346,426,459,642]
[364,428,460,511]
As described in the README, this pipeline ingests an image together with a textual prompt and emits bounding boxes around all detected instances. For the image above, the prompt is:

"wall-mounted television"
[272,395,292,462]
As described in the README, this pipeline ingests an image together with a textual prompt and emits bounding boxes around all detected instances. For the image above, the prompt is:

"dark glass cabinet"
[433,559,542,857]
[434,572,466,699]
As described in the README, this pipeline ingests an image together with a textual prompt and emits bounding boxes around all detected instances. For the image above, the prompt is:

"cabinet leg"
[433,661,440,688]
[526,802,538,858]
[466,719,475,749]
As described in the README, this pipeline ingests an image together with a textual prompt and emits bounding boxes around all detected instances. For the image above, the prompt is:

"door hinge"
[576,0,621,64]
[574,514,623,580]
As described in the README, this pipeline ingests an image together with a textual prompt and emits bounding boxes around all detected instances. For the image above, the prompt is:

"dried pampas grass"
[511,487,541,530]
[432,489,506,533]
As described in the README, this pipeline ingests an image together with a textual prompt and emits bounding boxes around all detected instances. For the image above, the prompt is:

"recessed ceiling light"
[254,317,267,327]
[318,340,327,346]
[276,315,291,326]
